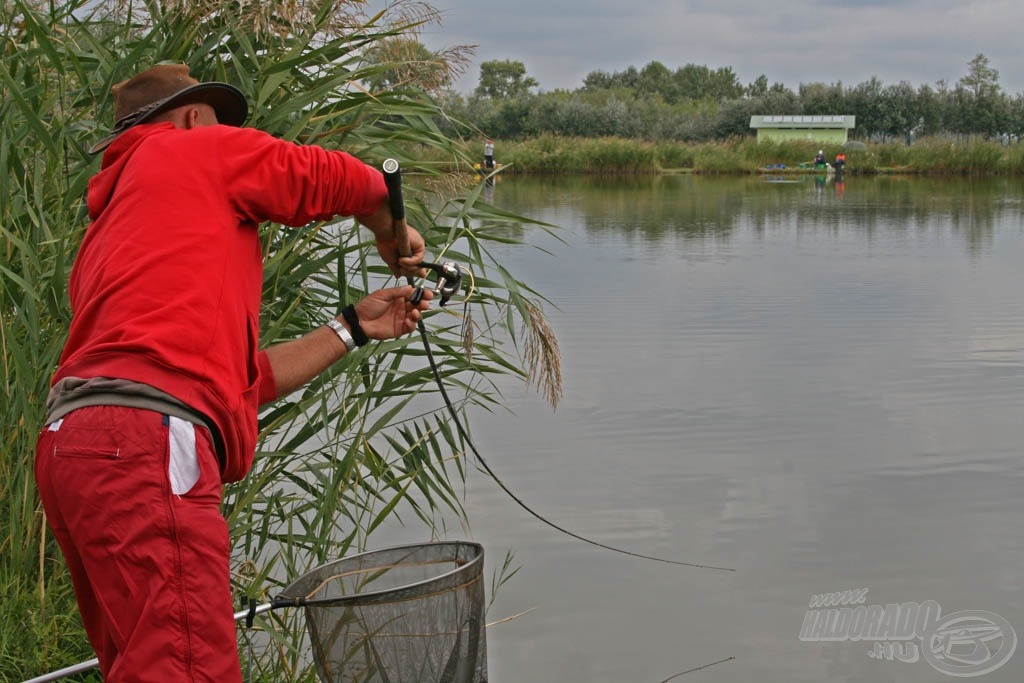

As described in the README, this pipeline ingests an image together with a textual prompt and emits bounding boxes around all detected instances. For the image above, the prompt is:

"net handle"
[23,603,277,682]
[26,542,483,681]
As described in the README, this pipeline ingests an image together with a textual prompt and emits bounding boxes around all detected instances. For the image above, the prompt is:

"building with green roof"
[750,115,856,144]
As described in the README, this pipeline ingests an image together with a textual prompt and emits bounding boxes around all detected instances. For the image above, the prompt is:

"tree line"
[425,54,1024,144]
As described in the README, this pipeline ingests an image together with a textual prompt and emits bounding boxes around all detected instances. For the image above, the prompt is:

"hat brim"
[89,81,248,155]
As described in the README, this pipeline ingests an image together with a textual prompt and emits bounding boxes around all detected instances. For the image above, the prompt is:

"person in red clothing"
[34,63,432,682]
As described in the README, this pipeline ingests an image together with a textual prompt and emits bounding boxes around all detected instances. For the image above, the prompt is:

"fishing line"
[412,317,733,572]
[657,656,736,682]
[381,160,734,573]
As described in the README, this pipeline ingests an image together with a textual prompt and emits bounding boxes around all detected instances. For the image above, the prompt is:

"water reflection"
[399,175,1024,682]
[495,174,1024,258]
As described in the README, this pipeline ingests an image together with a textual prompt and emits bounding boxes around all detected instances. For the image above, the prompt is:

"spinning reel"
[411,260,469,307]
[380,159,470,308]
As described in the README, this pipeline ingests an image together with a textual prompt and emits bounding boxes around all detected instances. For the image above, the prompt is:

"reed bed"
[449,134,1024,176]
[2,0,558,679]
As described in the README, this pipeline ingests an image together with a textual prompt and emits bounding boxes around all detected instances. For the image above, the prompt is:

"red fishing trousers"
[35,406,242,682]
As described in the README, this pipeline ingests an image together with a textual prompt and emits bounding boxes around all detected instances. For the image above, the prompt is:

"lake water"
[384,173,1024,682]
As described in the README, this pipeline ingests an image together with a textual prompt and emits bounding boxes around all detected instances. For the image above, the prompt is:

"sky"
[407,0,1024,96]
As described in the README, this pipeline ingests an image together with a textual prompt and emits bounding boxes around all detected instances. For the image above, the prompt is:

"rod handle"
[381,158,411,258]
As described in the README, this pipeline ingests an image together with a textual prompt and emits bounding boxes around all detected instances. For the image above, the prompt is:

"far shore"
[434,135,1024,176]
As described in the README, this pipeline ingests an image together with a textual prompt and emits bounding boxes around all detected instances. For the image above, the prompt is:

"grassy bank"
[434,135,1024,176]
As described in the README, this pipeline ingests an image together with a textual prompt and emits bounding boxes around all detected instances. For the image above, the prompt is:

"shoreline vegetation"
[4,0,557,679]
[433,136,1024,176]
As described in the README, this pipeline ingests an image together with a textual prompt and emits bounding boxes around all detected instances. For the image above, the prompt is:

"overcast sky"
[411,0,1024,96]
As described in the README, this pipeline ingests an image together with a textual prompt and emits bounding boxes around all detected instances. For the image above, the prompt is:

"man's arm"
[259,285,433,402]
[260,325,347,402]
[218,127,426,275]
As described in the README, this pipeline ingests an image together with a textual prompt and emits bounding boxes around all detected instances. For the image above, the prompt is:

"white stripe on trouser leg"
[168,416,200,495]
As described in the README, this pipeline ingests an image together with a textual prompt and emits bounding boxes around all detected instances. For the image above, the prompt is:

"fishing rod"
[381,160,734,573]
[380,158,467,306]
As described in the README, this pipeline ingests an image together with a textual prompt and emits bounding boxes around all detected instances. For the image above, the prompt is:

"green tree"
[960,53,1000,98]
[672,63,712,101]
[757,87,801,115]
[946,85,975,137]
[582,69,615,90]
[847,77,885,139]
[877,81,918,140]
[952,54,1010,137]
[583,65,640,92]
[637,60,673,100]
[747,75,769,98]
[713,97,760,138]
[669,63,743,103]
[475,59,538,99]
[703,66,744,101]
[1007,94,1024,137]
[466,54,1024,142]
[799,81,845,115]
[915,83,943,136]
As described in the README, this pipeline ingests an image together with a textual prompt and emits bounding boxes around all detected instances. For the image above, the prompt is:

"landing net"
[279,541,487,683]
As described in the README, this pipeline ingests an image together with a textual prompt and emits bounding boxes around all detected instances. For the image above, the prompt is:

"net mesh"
[279,542,487,683]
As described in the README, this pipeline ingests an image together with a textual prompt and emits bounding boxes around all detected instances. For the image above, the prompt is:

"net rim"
[277,540,484,607]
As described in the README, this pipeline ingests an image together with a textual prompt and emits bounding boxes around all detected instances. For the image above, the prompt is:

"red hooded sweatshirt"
[54,122,387,482]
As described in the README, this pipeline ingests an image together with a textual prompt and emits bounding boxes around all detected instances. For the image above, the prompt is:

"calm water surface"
[387,174,1024,682]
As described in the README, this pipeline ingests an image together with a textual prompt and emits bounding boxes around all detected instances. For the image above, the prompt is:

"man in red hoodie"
[34,64,432,682]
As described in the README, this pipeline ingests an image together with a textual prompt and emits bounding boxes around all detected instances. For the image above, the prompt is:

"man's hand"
[375,225,426,278]
[262,286,433,402]
[355,285,433,339]
[356,201,427,277]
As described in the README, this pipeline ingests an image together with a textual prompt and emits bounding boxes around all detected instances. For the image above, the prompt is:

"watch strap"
[341,305,369,347]
[326,319,356,352]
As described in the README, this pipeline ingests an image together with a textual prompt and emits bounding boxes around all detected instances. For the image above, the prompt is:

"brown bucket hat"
[89,63,248,154]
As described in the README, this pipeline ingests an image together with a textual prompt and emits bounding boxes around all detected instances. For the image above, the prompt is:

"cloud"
[416,0,1024,95]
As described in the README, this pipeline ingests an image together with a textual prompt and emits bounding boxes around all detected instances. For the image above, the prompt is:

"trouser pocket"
[167,415,200,495]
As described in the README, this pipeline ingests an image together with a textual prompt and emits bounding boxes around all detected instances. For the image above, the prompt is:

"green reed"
[2,1,558,679]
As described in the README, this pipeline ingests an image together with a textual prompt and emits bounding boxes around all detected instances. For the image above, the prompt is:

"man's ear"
[183,106,202,130]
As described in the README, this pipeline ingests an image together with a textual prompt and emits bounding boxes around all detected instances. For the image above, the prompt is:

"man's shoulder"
[134,123,272,149]
[176,123,273,147]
